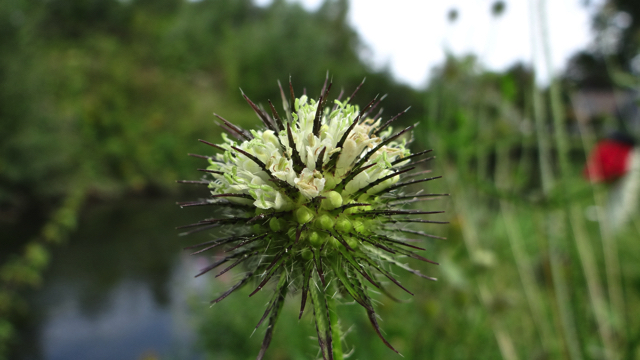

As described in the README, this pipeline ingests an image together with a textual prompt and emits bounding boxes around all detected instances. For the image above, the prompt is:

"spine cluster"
[178,78,447,359]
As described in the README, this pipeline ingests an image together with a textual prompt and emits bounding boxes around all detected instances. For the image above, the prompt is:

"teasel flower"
[178,77,447,359]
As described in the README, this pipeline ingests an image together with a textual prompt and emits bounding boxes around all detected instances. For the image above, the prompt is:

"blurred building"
[572,90,640,134]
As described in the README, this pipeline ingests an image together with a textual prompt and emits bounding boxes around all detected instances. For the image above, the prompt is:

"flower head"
[583,138,634,183]
[178,78,446,359]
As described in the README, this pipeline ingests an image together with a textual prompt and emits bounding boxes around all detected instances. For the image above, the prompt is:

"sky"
[255,0,603,88]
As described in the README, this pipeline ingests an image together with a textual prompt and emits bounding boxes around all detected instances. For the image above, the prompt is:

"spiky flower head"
[178,78,447,359]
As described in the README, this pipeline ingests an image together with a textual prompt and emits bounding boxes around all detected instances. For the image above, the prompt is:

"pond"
[14,195,217,360]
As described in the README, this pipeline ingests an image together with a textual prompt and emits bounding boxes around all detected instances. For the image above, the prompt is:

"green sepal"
[256,275,289,360]
[299,261,313,319]
[352,276,400,355]
[328,257,368,309]
[334,242,379,289]
[309,272,334,360]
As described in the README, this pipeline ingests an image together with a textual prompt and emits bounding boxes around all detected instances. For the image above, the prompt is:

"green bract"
[178,79,447,359]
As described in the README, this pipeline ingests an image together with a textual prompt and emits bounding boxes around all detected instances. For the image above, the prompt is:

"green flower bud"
[296,206,314,224]
[324,173,340,190]
[315,214,334,230]
[301,248,313,260]
[321,191,343,210]
[269,217,284,232]
[307,231,321,247]
[335,216,352,233]
[346,236,359,250]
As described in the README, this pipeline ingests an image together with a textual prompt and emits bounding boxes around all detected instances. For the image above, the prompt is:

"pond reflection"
[19,195,215,360]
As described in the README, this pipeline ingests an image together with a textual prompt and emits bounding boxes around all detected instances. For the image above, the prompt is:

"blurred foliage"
[0,1,418,358]
[593,0,640,70]
[566,0,640,88]
[416,44,640,360]
[0,186,85,359]
[2,0,640,359]
[0,0,419,209]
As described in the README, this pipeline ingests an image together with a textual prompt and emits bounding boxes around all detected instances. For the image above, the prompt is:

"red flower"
[583,140,633,183]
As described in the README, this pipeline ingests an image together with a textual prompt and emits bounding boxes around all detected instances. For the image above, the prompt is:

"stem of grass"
[572,96,626,341]
[495,141,555,355]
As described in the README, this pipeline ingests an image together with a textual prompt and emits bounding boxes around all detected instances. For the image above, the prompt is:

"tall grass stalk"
[572,96,627,340]
[568,204,615,352]
[528,0,553,194]
[427,87,519,360]
[546,213,585,360]
[538,0,614,358]
[495,142,555,354]
[528,2,583,357]
[449,178,520,360]
[530,0,582,360]
[452,124,519,360]
[537,0,615,356]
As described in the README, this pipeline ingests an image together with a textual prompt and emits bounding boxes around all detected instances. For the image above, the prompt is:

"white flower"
[294,168,326,199]
[204,98,410,209]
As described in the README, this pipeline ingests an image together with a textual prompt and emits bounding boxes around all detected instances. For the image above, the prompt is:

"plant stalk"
[327,293,344,360]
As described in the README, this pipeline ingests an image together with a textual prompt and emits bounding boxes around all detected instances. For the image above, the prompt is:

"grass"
[189,52,640,358]
[3,1,639,359]
[191,173,640,360]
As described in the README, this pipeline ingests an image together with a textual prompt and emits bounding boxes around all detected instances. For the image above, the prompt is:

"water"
[15,195,217,360]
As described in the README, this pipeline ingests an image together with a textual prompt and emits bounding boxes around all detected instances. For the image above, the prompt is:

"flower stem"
[327,293,344,360]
